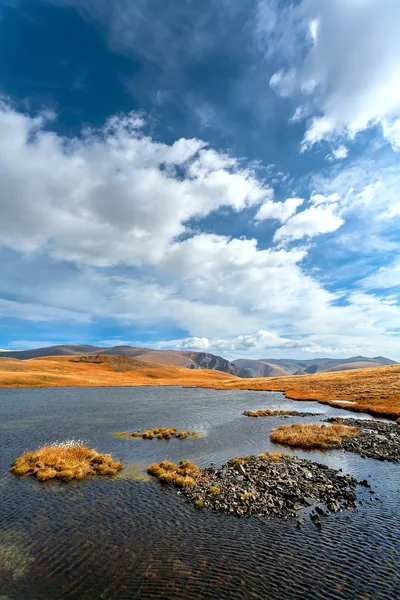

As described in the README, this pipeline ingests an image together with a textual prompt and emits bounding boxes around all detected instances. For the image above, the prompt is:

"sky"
[0,0,400,360]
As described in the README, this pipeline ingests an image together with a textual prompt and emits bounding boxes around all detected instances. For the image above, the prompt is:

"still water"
[0,386,399,599]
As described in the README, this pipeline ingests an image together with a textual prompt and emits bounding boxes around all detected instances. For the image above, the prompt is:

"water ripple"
[0,386,399,599]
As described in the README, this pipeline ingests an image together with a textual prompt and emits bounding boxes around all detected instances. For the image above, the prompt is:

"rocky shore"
[177,453,361,523]
[327,417,400,462]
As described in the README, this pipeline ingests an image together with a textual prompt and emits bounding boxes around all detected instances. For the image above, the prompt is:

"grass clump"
[270,423,358,450]
[209,486,221,495]
[243,409,300,417]
[11,440,123,481]
[258,452,289,462]
[131,427,200,440]
[147,458,201,488]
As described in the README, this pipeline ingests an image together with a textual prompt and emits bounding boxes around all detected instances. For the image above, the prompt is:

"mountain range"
[0,345,397,378]
[232,356,397,377]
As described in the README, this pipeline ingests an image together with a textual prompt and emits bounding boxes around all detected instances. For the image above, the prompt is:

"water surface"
[0,387,399,599]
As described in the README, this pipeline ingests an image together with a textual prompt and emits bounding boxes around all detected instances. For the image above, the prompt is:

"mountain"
[0,345,251,378]
[233,356,397,377]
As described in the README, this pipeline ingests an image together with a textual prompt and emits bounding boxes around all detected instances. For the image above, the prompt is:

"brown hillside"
[0,355,237,388]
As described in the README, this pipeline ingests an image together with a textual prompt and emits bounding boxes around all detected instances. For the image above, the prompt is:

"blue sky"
[0,0,400,359]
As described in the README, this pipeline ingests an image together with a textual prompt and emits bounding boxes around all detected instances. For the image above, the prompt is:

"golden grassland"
[1,356,399,421]
[270,423,359,450]
[10,441,123,481]
[0,355,237,388]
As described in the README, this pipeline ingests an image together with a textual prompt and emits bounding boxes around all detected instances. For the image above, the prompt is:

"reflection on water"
[0,386,399,599]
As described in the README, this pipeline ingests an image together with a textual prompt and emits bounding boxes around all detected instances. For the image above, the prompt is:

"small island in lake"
[11,441,123,481]
[270,423,358,450]
[270,420,400,462]
[147,453,363,523]
[243,409,320,417]
[113,427,201,440]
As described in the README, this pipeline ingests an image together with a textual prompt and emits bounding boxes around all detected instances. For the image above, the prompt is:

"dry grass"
[243,409,300,417]
[1,356,399,422]
[270,423,358,450]
[11,441,123,481]
[257,452,290,461]
[147,459,201,487]
[131,427,199,440]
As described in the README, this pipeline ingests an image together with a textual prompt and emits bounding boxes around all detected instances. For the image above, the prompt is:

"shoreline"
[1,355,399,422]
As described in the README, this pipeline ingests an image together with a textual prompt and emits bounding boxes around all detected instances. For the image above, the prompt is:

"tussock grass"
[243,409,300,417]
[131,427,199,440]
[270,423,358,450]
[11,440,123,481]
[147,459,201,487]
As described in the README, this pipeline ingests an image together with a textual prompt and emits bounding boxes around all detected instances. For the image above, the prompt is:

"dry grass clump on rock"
[270,423,358,450]
[11,440,123,481]
[147,459,201,487]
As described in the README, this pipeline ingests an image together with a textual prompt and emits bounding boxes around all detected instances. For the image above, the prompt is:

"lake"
[0,386,399,599]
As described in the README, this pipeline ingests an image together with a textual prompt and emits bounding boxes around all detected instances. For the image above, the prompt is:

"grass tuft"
[147,458,201,488]
[11,440,123,481]
[270,423,358,450]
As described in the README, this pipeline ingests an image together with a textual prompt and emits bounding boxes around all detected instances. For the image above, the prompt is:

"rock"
[310,512,322,526]
[325,417,400,463]
[303,496,317,506]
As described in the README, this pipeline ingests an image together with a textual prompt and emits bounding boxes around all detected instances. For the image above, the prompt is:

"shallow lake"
[0,386,399,599]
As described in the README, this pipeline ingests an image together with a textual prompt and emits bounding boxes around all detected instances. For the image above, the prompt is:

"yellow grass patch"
[11,441,123,481]
[147,459,201,487]
[270,423,358,450]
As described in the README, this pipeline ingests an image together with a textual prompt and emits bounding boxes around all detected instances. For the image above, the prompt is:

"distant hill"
[233,356,397,377]
[1,344,252,378]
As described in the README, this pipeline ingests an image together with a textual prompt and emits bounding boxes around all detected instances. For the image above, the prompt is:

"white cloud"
[327,145,348,161]
[382,119,400,151]
[274,204,344,243]
[1,101,400,359]
[269,0,400,149]
[310,192,340,206]
[255,196,303,222]
[0,102,272,267]
[362,260,400,290]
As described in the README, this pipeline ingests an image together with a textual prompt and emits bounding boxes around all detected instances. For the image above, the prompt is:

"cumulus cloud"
[254,196,303,222]
[0,102,271,266]
[1,101,399,358]
[268,0,400,149]
[327,146,348,161]
[274,204,344,243]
